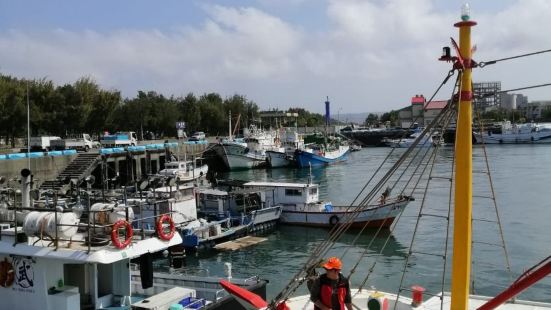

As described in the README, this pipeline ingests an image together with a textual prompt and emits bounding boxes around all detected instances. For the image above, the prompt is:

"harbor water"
[184,145,551,303]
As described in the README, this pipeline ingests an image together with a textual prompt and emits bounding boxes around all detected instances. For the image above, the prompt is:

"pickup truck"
[28,136,62,151]
[100,131,138,147]
[50,134,100,152]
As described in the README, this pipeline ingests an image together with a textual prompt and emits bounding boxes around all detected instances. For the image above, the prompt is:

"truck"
[50,134,100,152]
[28,136,62,151]
[100,131,138,147]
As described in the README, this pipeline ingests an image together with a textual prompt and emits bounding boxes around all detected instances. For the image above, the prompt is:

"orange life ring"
[111,219,133,249]
[156,214,176,241]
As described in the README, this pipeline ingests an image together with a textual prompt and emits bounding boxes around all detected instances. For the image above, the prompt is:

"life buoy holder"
[329,215,340,226]
[157,214,176,241]
[111,220,133,249]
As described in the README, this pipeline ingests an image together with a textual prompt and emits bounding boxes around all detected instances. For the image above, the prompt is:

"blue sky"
[1,0,549,114]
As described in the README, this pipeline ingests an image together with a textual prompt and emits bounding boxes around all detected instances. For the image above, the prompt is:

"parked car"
[189,131,206,141]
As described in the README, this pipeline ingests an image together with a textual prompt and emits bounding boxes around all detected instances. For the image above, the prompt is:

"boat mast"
[229,110,232,141]
[324,96,330,149]
[450,4,477,308]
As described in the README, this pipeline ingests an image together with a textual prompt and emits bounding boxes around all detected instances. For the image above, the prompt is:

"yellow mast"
[450,4,477,309]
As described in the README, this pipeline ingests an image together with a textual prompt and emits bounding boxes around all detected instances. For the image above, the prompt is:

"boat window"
[309,188,317,195]
[285,189,302,196]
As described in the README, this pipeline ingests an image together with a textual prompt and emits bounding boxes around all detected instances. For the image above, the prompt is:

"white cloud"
[0,0,550,113]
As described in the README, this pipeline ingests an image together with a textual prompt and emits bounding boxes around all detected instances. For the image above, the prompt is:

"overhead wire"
[478,48,551,68]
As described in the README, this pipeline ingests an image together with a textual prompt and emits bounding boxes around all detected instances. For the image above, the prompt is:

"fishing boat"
[241,181,412,228]
[474,121,551,144]
[214,125,278,170]
[266,129,304,168]
[221,7,551,310]
[295,97,350,168]
[159,159,209,183]
[0,169,268,309]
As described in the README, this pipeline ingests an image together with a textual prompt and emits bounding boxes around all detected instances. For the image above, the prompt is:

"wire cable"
[478,48,551,68]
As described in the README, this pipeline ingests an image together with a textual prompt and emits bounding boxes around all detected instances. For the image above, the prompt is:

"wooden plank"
[214,236,267,251]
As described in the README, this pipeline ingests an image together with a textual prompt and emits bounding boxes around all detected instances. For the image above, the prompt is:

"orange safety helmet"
[322,257,342,270]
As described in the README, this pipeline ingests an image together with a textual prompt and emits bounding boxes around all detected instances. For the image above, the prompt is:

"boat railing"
[0,198,178,253]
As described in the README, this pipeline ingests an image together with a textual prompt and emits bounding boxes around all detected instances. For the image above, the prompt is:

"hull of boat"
[224,154,266,170]
[216,143,266,170]
[474,132,551,144]
[279,200,408,228]
[341,128,414,146]
[266,150,293,168]
[295,147,349,168]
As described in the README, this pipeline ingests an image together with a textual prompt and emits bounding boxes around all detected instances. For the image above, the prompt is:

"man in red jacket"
[309,257,353,310]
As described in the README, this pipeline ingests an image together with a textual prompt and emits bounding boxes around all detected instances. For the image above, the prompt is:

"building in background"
[259,110,299,128]
[517,100,551,120]
[473,81,501,111]
[397,95,448,128]
[501,93,528,110]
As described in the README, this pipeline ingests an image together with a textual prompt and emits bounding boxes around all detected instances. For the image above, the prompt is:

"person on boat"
[309,257,352,310]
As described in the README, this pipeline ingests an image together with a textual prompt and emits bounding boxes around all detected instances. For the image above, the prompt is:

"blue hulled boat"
[295,145,350,167]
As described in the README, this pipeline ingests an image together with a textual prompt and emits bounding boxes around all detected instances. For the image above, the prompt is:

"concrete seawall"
[0,143,209,187]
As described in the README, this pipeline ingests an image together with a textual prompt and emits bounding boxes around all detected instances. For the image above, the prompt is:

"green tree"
[365,113,379,126]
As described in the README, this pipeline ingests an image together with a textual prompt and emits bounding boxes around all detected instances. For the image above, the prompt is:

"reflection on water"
[194,146,551,302]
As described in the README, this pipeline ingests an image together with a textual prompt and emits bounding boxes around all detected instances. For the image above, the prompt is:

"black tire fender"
[329,215,340,226]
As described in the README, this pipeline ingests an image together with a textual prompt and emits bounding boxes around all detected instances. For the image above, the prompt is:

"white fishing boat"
[0,170,268,309]
[159,159,209,183]
[266,130,304,168]
[221,7,551,310]
[214,125,279,170]
[242,181,412,228]
[474,121,551,144]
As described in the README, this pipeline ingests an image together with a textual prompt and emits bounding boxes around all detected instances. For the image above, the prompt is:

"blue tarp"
[145,143,164,150]
[7,153,26,159]
[127,145,146,152]
[100,148,114,155]
[112,147,126,153]
[0,154,6,160]
[27,152,45,158]
[47,151,64,156]
[165,142,178,148]
[62,149,77,155]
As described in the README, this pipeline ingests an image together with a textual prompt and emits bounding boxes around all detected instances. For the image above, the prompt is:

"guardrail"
[0,142,209,161]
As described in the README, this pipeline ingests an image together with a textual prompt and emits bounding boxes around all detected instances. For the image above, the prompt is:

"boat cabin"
[242,181,321,209]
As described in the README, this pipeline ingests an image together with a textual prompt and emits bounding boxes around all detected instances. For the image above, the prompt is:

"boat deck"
[284,290,551,309]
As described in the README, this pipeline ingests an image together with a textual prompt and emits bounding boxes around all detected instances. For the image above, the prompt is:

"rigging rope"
[269,69,458,309]
[478,48,551,68]
[478,83,551,98]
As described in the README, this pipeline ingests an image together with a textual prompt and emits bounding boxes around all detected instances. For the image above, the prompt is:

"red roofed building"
[423,100,448,127]
[398,95,449,128]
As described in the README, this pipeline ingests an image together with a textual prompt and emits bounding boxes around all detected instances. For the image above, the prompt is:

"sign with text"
[175,121,186,129]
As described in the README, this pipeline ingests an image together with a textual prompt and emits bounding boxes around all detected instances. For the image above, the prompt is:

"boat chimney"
[21,168,32,209]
